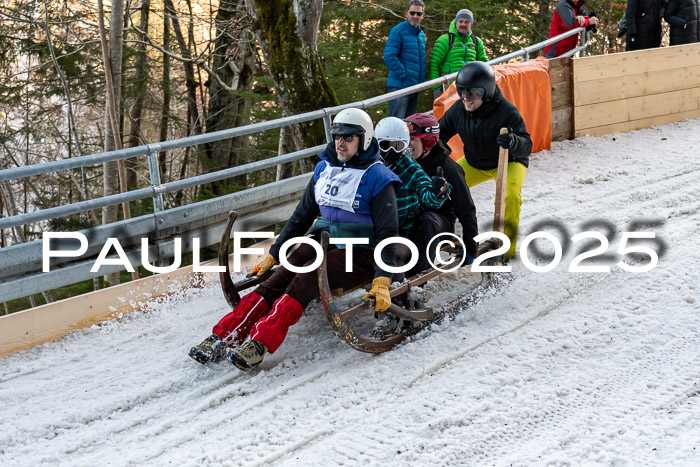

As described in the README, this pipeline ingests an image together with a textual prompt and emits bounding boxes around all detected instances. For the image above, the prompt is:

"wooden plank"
[574,108,700,138]
[549,57,571,77]
[573,42,700,83]
[552,131,573,142]
[574,86,700,131]
[493,128,508,233]
[552,107,573,140]
[0,239,274,358]
[548,57,572,85]
[574,64,700,106]
[551,81,573,110]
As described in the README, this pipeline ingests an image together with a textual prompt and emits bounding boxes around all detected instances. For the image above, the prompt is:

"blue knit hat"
[455,9,474,25]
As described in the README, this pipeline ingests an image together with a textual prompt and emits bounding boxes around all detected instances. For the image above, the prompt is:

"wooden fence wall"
[550,57,573,142]
[572,42,700,137]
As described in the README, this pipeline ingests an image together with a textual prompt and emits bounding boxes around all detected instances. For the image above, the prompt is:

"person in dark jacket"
[372,116,449,336]
[664,0,700,45]
[545,0,599,58]
[406,113,479,270]
[626,0,663,50]
[438,62,532,259]
[189,109,401,370]
[384,0,427,118]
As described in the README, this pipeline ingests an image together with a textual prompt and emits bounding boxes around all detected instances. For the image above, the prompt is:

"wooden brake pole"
[493,128,509,234]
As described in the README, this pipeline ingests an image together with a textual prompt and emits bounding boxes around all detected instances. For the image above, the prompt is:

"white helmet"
[330,108,374,152]
[374,117,410,154]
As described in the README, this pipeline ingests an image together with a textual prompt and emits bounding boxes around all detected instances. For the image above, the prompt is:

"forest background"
[0,0,628,312]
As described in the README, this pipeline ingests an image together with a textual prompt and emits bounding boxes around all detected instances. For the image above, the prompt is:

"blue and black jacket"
[269,139,401,279]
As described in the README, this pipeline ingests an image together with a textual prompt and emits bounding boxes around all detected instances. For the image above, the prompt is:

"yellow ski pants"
[456,158,527,259]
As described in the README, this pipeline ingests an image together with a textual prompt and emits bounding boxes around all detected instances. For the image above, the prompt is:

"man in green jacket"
[429,9,488,100]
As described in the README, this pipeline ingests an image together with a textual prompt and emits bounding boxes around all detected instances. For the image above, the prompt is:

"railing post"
[146,143,165,212]
[322,111,333,144]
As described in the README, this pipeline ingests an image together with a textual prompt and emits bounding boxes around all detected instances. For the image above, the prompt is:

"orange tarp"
[432,57,552,161]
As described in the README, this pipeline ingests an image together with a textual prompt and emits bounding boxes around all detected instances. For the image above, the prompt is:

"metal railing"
[0,28,589,303]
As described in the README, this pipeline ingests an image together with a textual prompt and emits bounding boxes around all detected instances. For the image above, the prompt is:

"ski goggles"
[333,134,356,142]
[457,86,485,101]
[378,139,408,152]
[406,121,439,138]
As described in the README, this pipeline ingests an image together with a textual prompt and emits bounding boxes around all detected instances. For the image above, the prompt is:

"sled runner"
[217,210,502,353]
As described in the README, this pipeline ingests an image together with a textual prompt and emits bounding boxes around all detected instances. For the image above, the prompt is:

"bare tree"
[125,0,152,191]
[246,0,338,155]
[203,0,255,195]
[98,0,134,286]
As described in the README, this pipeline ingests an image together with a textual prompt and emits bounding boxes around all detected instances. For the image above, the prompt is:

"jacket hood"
[319,138,381,169]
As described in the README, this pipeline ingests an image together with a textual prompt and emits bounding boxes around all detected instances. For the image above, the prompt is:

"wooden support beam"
[493,128,509,234]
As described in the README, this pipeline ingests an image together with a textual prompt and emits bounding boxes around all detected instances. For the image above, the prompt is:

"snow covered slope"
[1,119,699,466]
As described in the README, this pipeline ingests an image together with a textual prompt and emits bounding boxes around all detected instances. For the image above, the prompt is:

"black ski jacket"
[416,141,479,257]
[664,0,700,45]
[438,85,532,171]
[626,0,663,50]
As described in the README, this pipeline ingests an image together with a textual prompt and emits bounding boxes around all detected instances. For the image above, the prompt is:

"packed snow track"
[1,119,699,465]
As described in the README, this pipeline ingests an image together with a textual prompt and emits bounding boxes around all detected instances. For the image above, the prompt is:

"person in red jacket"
[545,0,599,58]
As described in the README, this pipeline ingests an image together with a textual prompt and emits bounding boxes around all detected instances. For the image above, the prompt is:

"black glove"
[617,17,627,38]
[496,130,515,150]
[586,11,598,33]
[430,166,451,199]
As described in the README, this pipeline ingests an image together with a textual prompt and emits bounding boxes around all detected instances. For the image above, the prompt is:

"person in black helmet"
[438,61,532,259]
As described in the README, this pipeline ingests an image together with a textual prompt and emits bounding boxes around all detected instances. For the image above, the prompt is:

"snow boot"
[189,333,227,364]
[227,340,267,371]
[370,311,400,339]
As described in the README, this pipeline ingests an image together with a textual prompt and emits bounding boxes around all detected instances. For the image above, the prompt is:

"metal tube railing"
[0,145,324,230]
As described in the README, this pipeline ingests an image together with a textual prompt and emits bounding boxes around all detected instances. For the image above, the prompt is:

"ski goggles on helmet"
[457,86,485,101]
[405,121,439,139]
[378,139,408,153]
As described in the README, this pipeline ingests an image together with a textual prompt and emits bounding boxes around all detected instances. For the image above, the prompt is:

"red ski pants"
[213,243,376,353]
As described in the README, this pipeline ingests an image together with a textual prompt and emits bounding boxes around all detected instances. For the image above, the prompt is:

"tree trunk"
[126,0,151,191]
[164,0,205,196]
[99,0,126,286]
[203,0,255,195]
[163,0,202,139]
[247,0,338,155]
[159,6,172,185]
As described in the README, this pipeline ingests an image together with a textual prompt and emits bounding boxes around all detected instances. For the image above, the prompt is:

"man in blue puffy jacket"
[384,0,427,119]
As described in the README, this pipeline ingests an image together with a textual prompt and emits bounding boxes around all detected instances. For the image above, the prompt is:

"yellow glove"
[254,254,278,276]
[361,276,392,312]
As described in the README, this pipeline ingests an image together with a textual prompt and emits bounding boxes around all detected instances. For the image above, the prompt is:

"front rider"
[189,108,401,370]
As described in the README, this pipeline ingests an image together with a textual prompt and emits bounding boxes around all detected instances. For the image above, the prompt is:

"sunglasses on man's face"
[333,134,356,143]
[408,10,424,16]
